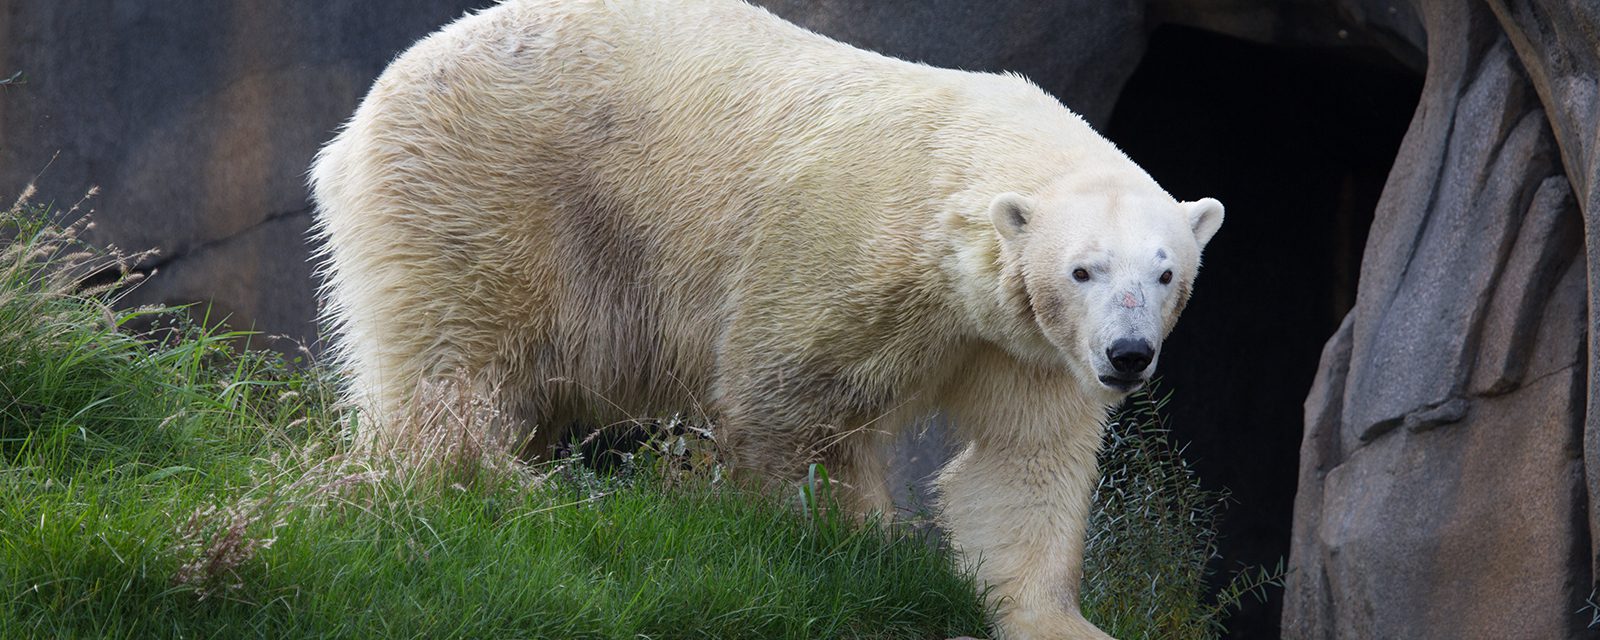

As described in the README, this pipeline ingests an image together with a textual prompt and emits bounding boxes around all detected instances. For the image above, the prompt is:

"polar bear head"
[989,179,1224,401]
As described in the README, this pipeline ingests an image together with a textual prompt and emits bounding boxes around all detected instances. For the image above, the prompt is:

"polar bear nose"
[1106,338,1154,374]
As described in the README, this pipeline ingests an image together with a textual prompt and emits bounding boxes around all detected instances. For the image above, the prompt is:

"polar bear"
[309,1,1223,638]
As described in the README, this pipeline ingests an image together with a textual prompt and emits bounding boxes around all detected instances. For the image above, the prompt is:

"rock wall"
[1284,1,1599,637]
[0,1,487,345]
[1492,0,1600,595]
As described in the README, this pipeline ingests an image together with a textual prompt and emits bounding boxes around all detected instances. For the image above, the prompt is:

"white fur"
[309,1,1222,638]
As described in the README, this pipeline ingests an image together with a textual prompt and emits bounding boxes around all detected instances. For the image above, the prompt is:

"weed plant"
[1082,388,1282,638]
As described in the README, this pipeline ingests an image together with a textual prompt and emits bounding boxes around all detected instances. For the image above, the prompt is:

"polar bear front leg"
[938,354,1114,640]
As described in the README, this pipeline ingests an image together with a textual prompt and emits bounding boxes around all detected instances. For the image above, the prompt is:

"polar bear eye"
[1159,270,1173,285]
[1072,268,1091,282]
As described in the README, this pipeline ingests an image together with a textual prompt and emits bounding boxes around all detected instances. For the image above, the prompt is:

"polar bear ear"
[989,192,1035,242]
[1184,198,1225,250]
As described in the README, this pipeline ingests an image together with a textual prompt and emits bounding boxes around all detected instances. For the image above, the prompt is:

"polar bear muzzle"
[1100,337,1154,391]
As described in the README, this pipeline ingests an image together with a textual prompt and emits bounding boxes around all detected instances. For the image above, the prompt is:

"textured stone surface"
[1340,33,1555,443]
[1481,0,1600,584]
[0,1,488,341]
[1284,0,1598,637]
[758,0,1146,127]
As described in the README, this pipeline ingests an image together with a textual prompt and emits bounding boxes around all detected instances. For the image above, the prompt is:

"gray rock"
[1339,32,1556,445]
[1291,257,1590,639]
[1481,0,1600,586]
[1284,314,1354,640]
[1285,1,1600,637]
[757,0,1146,128]
[0,0,486,341]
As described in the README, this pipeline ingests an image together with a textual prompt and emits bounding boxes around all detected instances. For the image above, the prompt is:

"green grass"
[0,193,1273,639]
[3,461,986,638]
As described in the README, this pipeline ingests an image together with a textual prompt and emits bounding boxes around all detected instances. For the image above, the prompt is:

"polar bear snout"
[1107,338,1153,374]
[1099,338,1154,391]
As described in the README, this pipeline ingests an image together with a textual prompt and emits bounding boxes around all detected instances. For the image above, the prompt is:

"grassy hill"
[0,191,1272,639]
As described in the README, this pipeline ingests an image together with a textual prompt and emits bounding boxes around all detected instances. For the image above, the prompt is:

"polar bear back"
[310,0,1150,431]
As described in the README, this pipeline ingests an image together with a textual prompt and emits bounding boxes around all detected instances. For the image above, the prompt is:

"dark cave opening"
[1104,25,1422,637]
